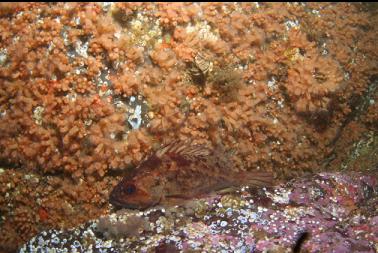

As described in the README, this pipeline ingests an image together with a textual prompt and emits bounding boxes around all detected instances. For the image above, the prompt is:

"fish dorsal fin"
[135,140,210,175]
[156,140,211,161]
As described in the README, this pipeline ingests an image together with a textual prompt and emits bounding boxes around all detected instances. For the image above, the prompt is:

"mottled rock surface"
[20,171,378,253]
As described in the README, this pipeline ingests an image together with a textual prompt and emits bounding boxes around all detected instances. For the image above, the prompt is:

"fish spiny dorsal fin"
[156,140,211,162]
[155,139,186,158]
[174,141,211,159]
[155,142,172,158]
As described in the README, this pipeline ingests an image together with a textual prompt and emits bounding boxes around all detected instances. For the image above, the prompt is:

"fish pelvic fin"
[235,170,274,188]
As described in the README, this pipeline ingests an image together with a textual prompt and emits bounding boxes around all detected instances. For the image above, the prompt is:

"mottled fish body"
[110,140,273,209]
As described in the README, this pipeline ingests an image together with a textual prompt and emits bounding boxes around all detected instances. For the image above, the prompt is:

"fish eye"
[124,184,136,195]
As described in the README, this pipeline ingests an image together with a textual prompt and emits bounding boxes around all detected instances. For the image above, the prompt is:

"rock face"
[1,3,378,251]
[19,171,378,253]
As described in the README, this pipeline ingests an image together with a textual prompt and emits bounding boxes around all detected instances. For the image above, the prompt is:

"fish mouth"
[109,195,152,210]
[108,192,134,209]
[109,197,141,210]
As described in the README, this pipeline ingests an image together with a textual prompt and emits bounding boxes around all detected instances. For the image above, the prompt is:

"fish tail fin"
[236,171,274,188]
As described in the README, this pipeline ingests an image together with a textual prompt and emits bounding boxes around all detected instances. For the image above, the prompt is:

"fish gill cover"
[0,2,376,252]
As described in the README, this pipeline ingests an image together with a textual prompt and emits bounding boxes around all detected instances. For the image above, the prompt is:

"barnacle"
[188,52,213,85]
[220,194,246,209]
[283,47,304,63]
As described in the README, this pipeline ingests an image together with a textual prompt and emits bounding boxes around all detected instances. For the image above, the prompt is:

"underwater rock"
[1,3,377,251]
[19,171,377,252]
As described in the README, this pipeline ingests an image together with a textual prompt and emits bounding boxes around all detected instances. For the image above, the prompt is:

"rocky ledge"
[20,170,377,253]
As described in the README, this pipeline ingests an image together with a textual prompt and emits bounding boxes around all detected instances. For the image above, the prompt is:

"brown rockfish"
[109,140,273,209]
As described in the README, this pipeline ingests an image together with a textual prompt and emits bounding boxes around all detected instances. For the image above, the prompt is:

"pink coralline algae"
[20,171,378,252]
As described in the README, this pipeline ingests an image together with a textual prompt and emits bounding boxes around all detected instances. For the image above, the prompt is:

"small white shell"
[194,53,211,74]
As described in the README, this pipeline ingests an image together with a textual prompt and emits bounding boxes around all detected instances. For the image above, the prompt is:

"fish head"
[109,172,165,210]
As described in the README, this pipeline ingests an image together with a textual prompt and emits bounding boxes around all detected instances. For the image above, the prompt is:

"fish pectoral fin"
[215,187,237,195]
[165,194,192,200]
[235,171,274,188]
[162,194,193,206]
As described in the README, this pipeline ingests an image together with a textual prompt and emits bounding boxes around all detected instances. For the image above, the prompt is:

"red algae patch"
[0,2,377,251]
